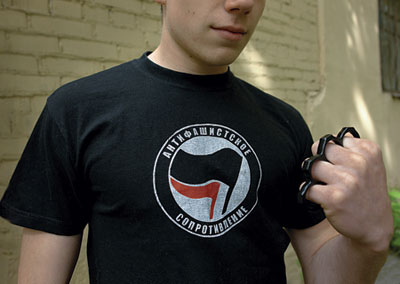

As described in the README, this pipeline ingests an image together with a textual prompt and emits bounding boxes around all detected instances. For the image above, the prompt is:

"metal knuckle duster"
[297,127,360,204]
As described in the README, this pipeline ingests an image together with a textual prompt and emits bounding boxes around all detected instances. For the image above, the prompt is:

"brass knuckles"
[297,127,360,204]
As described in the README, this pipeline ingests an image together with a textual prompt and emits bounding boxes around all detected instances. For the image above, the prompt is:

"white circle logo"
[153,124,262,237]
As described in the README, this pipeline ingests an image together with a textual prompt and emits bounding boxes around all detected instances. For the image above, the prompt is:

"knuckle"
[341,171,359,189]
[352,153,368,172]
[360,140,382,159]
[310,160,321,178]
[370,143,383,158]
[311,141,319,154]
[326,188,346,208]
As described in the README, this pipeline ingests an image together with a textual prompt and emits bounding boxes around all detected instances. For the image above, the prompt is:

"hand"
[304,135,394,252]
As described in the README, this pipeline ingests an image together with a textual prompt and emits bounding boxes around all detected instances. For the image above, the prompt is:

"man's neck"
[148,46,229,75]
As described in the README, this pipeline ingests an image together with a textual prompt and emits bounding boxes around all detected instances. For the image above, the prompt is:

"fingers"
[304,131,365,205]
[311,141,361,170]
[307,160,332,184]
[304,183,346,209]
[304,134,383,206]
[311,129,359,154]
[303,182,327,207]
[342,137,384,163]
[304,166,360,205]
[311,130,380,165]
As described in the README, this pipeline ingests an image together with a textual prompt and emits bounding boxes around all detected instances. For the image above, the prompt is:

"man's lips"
[213,25,247,34]
[211,26,247,41]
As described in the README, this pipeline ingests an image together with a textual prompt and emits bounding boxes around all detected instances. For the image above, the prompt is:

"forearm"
[18,228,82,284]
[304,234,389,284]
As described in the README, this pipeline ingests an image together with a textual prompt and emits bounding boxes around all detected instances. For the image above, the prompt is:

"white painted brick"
[258,16,287,32]
[110,10,136,28]
[0,54,38,74]
[20,112,42,136]
[265,0,282,12]
[0,161,18,186]
[39,57,103,77]
[93,0,141,13]
[0,138,28,160]
[287,78,319,90]
[94,24,144,46]
[293,59,319,72]
[60,76,81,85]
[252,28,279,43]
[102,61,123,70]
[118,46,143,61]
[1,0,12,8]
[142,1,161,17]
[0,253,8,284]
[50,0,82,19]
[11,0,49,14]
[264,9,292,26]
[0,98,30,137]
[144,31,160,50]
[304,0,317,6]
[283,68,304,80]
[284,90,308,100]
[302,70,319,82]
[136,16,160,33]
[8,33,59,54]
[30,15,93,39]
[280,2,300,18]
[61,39,118,60]
[289,18,313,32]
[30,95,48,114]
[294,39,315,52]
[246,75,276,90]
[0,10,27,29]
[82,4,109,23]
[1,226,23,249]
[0,31,7,51]
[0,189,5,204]
[0,74,59,96]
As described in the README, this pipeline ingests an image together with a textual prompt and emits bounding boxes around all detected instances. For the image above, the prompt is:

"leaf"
[389,190,400,199]
[392,203,400,212]
[388,189,400,252]
[392,238,400,248]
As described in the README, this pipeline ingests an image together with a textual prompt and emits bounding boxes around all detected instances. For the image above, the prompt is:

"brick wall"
[234,0,320,113]
[0,0,321,283]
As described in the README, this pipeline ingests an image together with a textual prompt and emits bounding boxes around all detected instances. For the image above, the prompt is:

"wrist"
[346,228,393,255]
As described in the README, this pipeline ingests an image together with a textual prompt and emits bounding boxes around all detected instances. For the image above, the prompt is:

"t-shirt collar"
[133,52,234,91]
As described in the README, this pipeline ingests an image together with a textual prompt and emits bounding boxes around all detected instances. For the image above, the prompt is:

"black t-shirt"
[0,53,325,283]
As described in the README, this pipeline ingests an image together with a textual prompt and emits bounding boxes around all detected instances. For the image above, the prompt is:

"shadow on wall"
[310,0,379,135]
[345,1,378,141]
[310,0,400,187]
[233,0,322,116]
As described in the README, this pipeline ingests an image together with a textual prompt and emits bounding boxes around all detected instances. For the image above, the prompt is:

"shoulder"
[47,60,138,109]
[43,59,143,138]
[234,76,306,124]
[233,76,313,155]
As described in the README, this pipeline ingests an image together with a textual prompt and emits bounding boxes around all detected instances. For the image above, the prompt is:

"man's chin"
[210,46,247,65]
[205,52,242,68]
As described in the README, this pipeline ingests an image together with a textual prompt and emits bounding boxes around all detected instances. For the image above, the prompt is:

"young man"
[0,0,393,283]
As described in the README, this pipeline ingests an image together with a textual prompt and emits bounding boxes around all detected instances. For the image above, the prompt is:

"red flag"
[170,177,221,220]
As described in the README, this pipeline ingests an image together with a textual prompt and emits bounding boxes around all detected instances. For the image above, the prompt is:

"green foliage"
[389,188,400,254]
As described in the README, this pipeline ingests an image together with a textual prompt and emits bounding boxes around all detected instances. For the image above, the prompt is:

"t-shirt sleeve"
[0,105,89,236]
[277,110,326,230]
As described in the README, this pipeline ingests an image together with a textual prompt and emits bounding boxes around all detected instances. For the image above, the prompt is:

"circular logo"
[153,124,261,238]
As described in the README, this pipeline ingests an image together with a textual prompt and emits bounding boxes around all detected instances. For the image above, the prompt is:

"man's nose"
[224,0,255,15]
